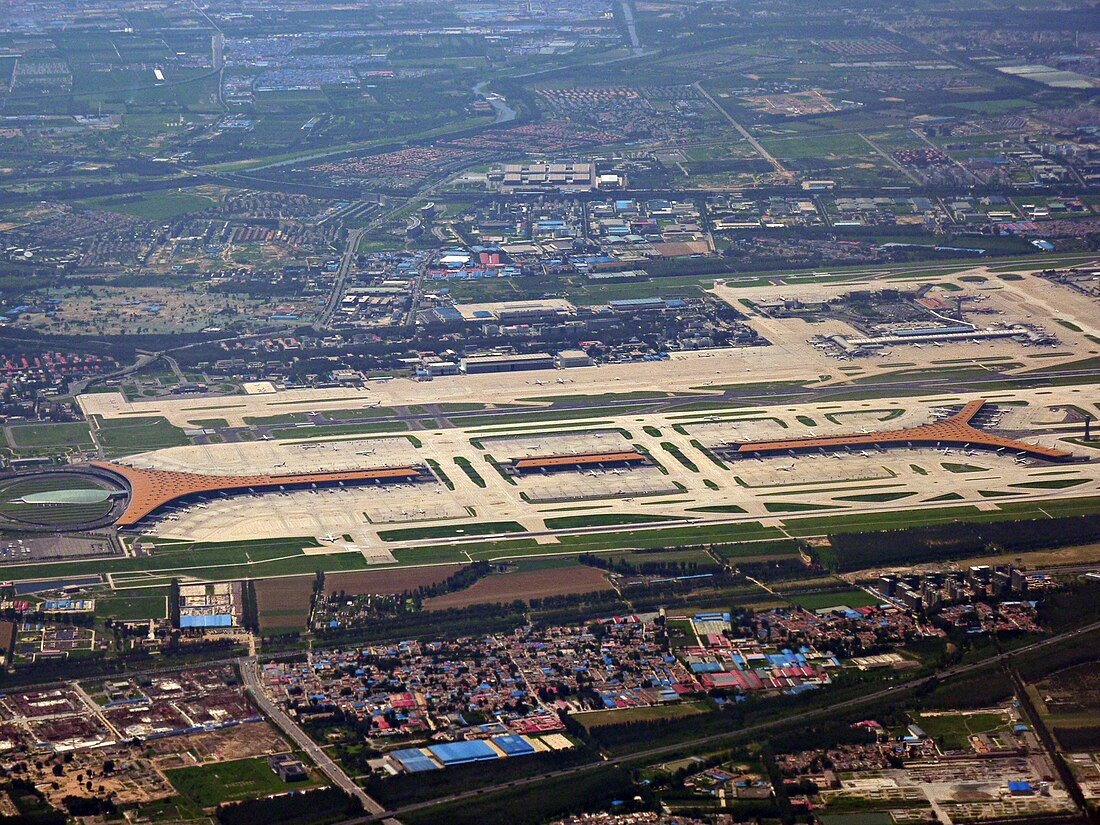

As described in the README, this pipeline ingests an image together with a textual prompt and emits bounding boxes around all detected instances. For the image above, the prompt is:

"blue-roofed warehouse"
[391,748,441,773]
[491,735,535,757]
[429,740,499,766]
[180,614,232,629]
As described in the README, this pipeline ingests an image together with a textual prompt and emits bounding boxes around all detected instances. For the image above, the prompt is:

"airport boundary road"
[349,620,1100,823]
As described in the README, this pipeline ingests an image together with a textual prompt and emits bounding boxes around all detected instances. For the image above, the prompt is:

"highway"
[694,81,791,179]
[320,227,367,327]
[342,620,1100,823]
[619,0,643,55]
[239,655,387,816]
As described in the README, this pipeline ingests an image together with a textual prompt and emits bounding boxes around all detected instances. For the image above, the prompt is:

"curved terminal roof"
[512,451,647,471]
[729,400,1072,461]
[91,461,424,526]
[19,489,113,505]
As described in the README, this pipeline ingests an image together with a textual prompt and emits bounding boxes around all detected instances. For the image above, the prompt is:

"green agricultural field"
[574,701,711,729]
[165,756,321,808]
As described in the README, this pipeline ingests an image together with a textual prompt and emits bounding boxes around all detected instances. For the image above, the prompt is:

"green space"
[83,189,217,221]
[764,501,842,513]
[95,590,168,621]
[574,701,711,729]
[942,462,987,473]
[544,513,686,530]
[0,474,118,525]
[454,456,486,487]
[785,589,881,611]
[93,415,189,456]
[6,421,94,450]
[378,521,527,542]
[914,711,1009,751]
[1010,478,1087,490]
[832,491,915,503]
[165,756,321,808]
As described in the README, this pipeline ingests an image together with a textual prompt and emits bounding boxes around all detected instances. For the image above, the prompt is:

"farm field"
[255,577,314,635]
[326,564,467,595]
[424,566,612,610]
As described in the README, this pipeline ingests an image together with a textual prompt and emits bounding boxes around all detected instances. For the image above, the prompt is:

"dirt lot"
[425,566,611,610]
[255,576,315,634]
[147,722,290,771]
[326,564,466,595]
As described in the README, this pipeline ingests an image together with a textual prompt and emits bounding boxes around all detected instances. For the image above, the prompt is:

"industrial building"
[459,353,555,374]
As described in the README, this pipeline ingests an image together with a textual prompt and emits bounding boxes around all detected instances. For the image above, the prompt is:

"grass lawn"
[6,421,93,449]
[554,521,784,552]
[785,589,881,611]
[95,591,168,621]
[378,521,527,542]
[782,505,988,537]
[165,755,320,808]
[93,415,189,456]
[543,513,686,530]
[0,536,316,583]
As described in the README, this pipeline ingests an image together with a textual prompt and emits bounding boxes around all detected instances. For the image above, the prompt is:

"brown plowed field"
[255,576,313,634]
[424,566,611,611]
[326,564,466,595]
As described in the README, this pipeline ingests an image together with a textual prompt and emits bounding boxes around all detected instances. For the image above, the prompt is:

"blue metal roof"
[180,614,232,628]
[429,740,498,765]
[392,748,440,773]
[491,735,535,757]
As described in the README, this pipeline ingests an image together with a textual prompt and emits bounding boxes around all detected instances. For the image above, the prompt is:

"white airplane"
[322,533,338,542]
[260,434,273,441]
[941,448,954,455]
[777,463,795,472]
[274,462,286,468]
[859,450,869,457]
[197,503,208,509]
[534,379,546,385]
[1014,457,1029,465]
